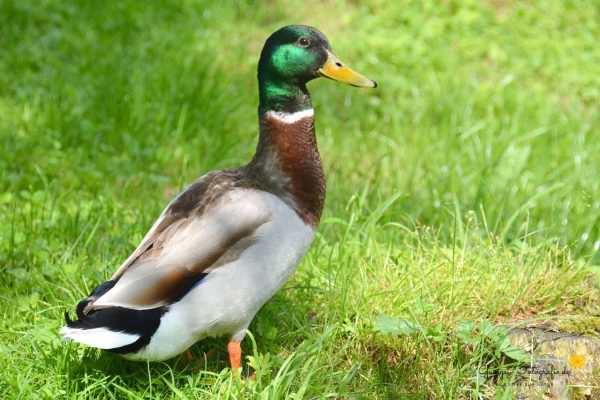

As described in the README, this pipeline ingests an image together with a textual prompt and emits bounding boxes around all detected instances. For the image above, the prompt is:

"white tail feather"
[60,326,140,349]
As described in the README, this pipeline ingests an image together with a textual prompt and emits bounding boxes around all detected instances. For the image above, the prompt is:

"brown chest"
[247,111,326,227]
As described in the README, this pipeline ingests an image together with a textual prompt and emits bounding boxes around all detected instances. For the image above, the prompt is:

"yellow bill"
[318,49,377,88]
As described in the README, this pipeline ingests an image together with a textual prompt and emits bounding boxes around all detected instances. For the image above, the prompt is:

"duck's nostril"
[335,62,342,67]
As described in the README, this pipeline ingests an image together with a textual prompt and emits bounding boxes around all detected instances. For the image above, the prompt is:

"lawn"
[1,0,598,398]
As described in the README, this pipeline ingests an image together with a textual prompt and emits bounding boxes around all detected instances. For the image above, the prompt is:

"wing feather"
[91,171,272,310]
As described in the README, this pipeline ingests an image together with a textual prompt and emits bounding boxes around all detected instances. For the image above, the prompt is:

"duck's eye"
[297,37,310,48]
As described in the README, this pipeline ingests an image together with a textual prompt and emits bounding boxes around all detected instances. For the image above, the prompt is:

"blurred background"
[2,0,598,260]
[0,0,598,398]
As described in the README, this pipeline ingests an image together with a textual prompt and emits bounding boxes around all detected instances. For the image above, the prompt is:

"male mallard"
[61,25,376,370]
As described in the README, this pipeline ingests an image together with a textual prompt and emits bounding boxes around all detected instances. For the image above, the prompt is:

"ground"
[0,0,598,398]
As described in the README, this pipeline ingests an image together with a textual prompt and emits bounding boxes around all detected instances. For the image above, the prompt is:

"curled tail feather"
[61,280,167,354]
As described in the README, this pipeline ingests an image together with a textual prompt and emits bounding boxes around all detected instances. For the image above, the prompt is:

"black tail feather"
[74,280,117,319]
[64,280,168,354]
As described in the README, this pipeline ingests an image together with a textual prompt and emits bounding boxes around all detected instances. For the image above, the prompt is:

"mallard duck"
[61,25,376,370]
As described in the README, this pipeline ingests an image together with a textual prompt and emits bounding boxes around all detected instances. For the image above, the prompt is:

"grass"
[1,0,599,398]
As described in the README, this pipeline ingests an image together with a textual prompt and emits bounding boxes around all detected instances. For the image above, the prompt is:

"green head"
[258,25,376,113]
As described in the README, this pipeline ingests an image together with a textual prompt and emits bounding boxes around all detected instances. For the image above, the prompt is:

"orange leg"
[227,340,242,370]
[180,348,195,370]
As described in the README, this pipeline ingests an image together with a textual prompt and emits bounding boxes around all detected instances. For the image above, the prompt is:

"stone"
[507,328,599,399]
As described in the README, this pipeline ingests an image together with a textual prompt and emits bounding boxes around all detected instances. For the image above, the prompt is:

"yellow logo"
[568,354,586,369]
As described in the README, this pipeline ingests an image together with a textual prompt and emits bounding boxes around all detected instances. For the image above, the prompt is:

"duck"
[60,25,376,371]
